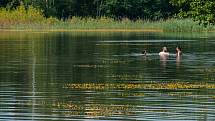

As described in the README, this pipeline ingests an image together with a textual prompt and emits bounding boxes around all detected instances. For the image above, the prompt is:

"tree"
[189,0,215,25]
[100,0,173,20]
[1,0,176,20]
[0,0,8,7]
[170,0,215,25]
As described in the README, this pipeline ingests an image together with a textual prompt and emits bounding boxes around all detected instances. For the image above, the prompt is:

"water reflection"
[176,54,181,68]
[160,55,168,68]
[0,32,215,120]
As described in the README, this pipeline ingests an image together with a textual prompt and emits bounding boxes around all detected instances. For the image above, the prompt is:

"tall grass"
[0,5,215,32]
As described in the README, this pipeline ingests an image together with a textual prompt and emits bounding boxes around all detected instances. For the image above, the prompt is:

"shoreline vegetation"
[0,29,163,32]
[1,5,215,32]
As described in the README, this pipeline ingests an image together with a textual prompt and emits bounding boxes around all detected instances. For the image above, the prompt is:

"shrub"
[0,4,53,27]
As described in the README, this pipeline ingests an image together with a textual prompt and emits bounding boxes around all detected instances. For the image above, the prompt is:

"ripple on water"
[1,32,215,120]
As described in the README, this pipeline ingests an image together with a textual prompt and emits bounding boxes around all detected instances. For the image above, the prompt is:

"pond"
[0,31,215,120]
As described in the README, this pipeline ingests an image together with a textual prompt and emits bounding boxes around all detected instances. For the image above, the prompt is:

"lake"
[0,31,215,120]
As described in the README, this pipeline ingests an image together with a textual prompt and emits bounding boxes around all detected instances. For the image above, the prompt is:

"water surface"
[0,31,215,120]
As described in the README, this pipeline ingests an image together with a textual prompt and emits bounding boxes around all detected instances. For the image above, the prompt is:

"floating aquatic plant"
[63,82,215,90]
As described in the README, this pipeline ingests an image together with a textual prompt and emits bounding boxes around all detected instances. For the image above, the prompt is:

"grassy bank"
[1,5,215,32]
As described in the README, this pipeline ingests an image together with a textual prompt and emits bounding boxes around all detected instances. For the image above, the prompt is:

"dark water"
[1,31,215,120]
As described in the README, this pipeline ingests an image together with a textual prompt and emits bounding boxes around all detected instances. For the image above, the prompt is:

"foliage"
[1,1,215,31]
[2,0,214,26]
[170,0,215,26]
[0,4,59,28]
[0,0,174,20]
[1,0,215,26]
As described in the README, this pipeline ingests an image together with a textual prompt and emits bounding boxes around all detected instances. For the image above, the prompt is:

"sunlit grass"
[43,17,214,32]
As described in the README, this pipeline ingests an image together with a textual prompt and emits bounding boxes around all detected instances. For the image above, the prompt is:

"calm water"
[0,31,215,121]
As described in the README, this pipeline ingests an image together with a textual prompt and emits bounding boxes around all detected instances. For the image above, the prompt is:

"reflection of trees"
[32,32,215,119]
[1,31,215,119]
[32,32,147,118]
[0,32,37,120]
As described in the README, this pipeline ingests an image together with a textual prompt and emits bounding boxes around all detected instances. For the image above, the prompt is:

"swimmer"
[159,47,169,56]
[176,46,182,57]
[142,49,147,55]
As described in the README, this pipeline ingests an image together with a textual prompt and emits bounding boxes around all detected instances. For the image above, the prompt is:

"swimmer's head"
[162,47,167,52]
[142,49,147,55]
[176,46,181,51]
